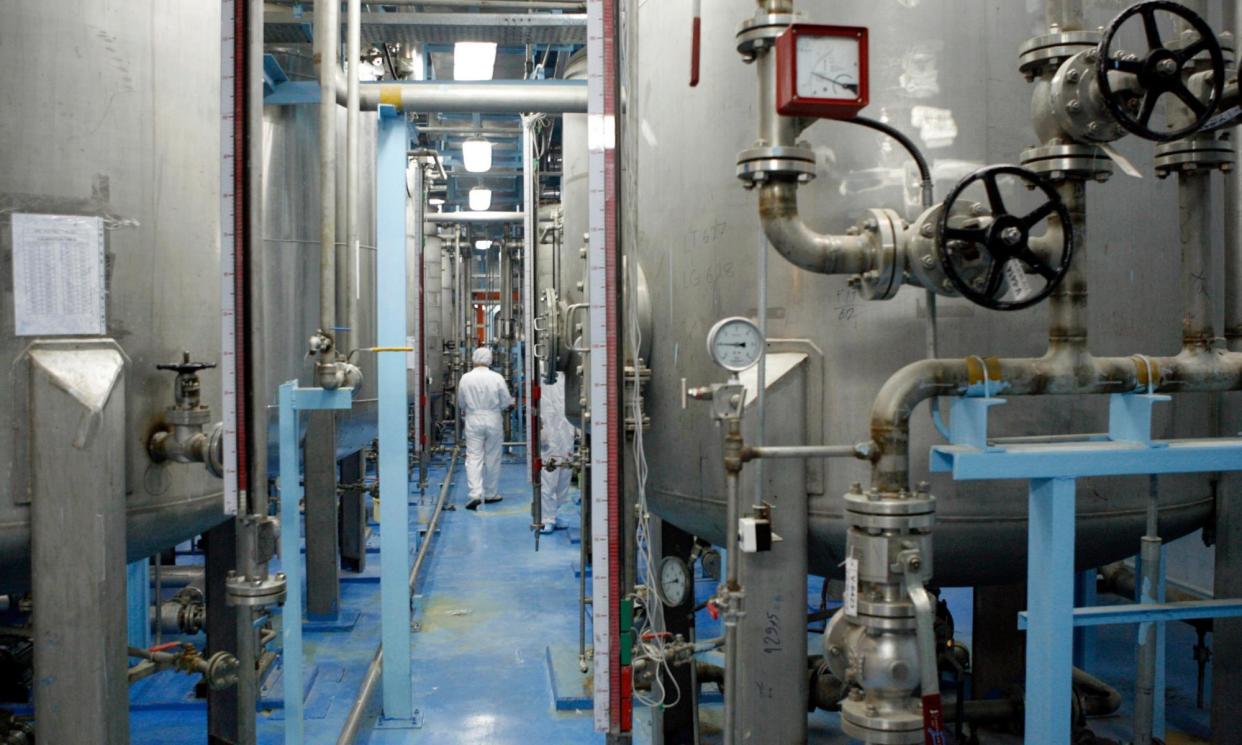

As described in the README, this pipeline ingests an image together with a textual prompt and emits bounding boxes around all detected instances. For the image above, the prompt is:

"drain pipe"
[336,445,461,745]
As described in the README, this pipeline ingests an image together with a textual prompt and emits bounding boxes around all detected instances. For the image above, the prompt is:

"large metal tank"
[0,1,228,590]
[262,48,379,464]
[600,0,1224,585]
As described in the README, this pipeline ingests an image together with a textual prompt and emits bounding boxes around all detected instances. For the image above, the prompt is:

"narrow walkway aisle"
[368,457,597,744]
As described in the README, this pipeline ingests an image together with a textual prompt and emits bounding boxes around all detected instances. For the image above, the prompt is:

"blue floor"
[126,453,1214,744]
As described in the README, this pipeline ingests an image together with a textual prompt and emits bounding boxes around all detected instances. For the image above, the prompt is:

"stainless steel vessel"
[605,0,1220,585]
[0,0,229,590]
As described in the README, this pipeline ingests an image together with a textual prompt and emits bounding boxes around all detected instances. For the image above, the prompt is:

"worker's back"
[458,365,512,419]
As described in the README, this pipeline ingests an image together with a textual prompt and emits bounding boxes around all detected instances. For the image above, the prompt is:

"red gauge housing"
[775,24,869,119]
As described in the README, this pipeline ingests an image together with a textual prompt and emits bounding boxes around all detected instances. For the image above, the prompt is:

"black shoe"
[465,498,482,511]
[484,495,503,504]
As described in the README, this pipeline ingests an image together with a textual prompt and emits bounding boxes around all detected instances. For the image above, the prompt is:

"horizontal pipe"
[277,0,585,8]
[427,211,526,223]
[337,75,587,114]
[741,444,866,461]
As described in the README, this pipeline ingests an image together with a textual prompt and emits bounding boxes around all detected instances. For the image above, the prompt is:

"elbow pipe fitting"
[757,181,876,276]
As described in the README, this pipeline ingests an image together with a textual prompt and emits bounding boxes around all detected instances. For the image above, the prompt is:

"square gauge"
[775,24,869,119]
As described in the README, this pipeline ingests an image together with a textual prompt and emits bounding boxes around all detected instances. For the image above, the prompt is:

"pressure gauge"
[706,317,764,372]
[775,24,869,119]
[658,556,691,608]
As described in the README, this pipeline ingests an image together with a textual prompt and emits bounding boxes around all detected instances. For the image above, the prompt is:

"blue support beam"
[278,382,353,745]
[1018,598,1242,628]
[376,104,415,725]
[126,561,150,653]
[1024,477,1076,745]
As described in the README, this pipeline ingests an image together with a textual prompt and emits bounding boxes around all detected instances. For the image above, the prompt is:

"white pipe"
[427,211,526,223]
[331,72,588,113]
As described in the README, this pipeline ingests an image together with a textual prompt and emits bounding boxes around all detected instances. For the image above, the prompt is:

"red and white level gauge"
[775,24,869,119]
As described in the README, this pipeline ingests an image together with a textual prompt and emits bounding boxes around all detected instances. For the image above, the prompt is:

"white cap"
[472,347,493,366]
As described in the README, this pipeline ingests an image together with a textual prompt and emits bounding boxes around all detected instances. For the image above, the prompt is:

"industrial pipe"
[331,74,588,114]
[336,446,461,745]
[316,0,339,365]
[740,443,867,461]
[756,182,875,275]
[427,211,526,223]
[282,0,585,8]
[344,0,361,353]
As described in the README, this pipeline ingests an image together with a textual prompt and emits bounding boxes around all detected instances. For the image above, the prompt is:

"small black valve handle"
[936,165,1074,312]
[1097,1,1225,142]
[156,350,217,376]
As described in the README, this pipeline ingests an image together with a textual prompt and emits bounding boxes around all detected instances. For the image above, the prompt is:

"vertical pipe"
[1048,180,1089,352]
[345,0,361,351]
[722,464,741,745]
[1045,0,1085,32]
[1178,174,1215,348]
[1227,0,1242,352]
[317,0,339,347]
[755,234,767,505]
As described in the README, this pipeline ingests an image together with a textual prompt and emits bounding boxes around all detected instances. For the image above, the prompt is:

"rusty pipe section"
[868,347,1242,491]
[757,182,875,275]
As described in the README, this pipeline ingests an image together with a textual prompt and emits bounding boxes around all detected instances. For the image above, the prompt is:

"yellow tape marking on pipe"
[379,85,402,110]
[368,346,414,353]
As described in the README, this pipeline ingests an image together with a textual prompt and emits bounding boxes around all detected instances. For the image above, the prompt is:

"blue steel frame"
[277,381,353,745]
[375,104,416,727]
[930,392,1242,744]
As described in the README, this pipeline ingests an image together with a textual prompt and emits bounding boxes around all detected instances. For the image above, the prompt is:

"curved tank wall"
[600,0,1225,586]
[262,48,379,466]
[0,1,229,590]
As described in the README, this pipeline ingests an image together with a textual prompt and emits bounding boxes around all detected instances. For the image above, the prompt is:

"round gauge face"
[659,556,690,608]
[707,317,764,372]
[796,34,861,100]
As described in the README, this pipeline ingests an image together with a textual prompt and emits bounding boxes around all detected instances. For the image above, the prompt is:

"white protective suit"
[539,373,576,528]
[459,348,514,503]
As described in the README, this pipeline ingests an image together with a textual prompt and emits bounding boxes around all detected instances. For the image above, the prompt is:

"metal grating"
[265,11,587,46]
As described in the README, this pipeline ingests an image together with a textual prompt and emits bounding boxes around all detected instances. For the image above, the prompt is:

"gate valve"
[937,165,1074,312]
[149,351,224,477]
[1097,1,1225,142]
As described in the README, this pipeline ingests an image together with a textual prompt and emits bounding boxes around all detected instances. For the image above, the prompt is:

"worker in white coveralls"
[539,372,576,533]
[458,347,513,511]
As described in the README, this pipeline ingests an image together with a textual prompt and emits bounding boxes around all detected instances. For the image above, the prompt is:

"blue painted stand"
[931,392,1242,744]
[126,560,150,655]
[376,104,416,728]
[277,381,353,745]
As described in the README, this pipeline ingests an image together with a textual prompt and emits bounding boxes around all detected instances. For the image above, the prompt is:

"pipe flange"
[736,145,817,185]
[844,490,935,517]
[1019,30,1102,78]
[225,571,287,608]
[1154,133,1235,176]
[736,13,796,61]
[847,513,935,532]
[853,209,904,302]
[854,598,917,620]
[842,701,924,745]
[1021,144,1114,182]
[1048,50,1129,144]
[204,651,241,691]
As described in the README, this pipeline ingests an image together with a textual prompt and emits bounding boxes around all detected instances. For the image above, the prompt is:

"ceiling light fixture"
[468,188,492,211]
[453,42,497,81]
[461,138,493,173]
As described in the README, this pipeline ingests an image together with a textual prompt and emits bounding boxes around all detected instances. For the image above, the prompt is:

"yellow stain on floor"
[1166,731,1209,745]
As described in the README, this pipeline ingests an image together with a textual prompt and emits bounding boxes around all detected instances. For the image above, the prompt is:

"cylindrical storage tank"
[609,0,1222,586]
[262,48,379,465]
[0,2,228,590]
[557,52,590,417]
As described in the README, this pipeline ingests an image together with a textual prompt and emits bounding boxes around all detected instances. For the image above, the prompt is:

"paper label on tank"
[1003,259,1032,302]
[844,556,859,617]
[11,213,106,336]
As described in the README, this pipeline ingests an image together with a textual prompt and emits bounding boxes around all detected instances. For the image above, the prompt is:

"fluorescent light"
[453,42,497,81]
[461,138,493,173]
[474,239,494,250]
[429,197,445,206]
[468,188,492,211]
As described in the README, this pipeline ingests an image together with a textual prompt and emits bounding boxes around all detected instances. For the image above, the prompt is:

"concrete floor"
[126,453,1215,744]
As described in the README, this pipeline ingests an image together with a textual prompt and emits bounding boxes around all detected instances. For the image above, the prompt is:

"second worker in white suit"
[539,372,576,533]
[459,347,514,511]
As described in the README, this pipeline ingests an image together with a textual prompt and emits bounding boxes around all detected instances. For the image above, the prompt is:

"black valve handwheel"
[936,165,1074,312]
[1097,1,1225,142]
